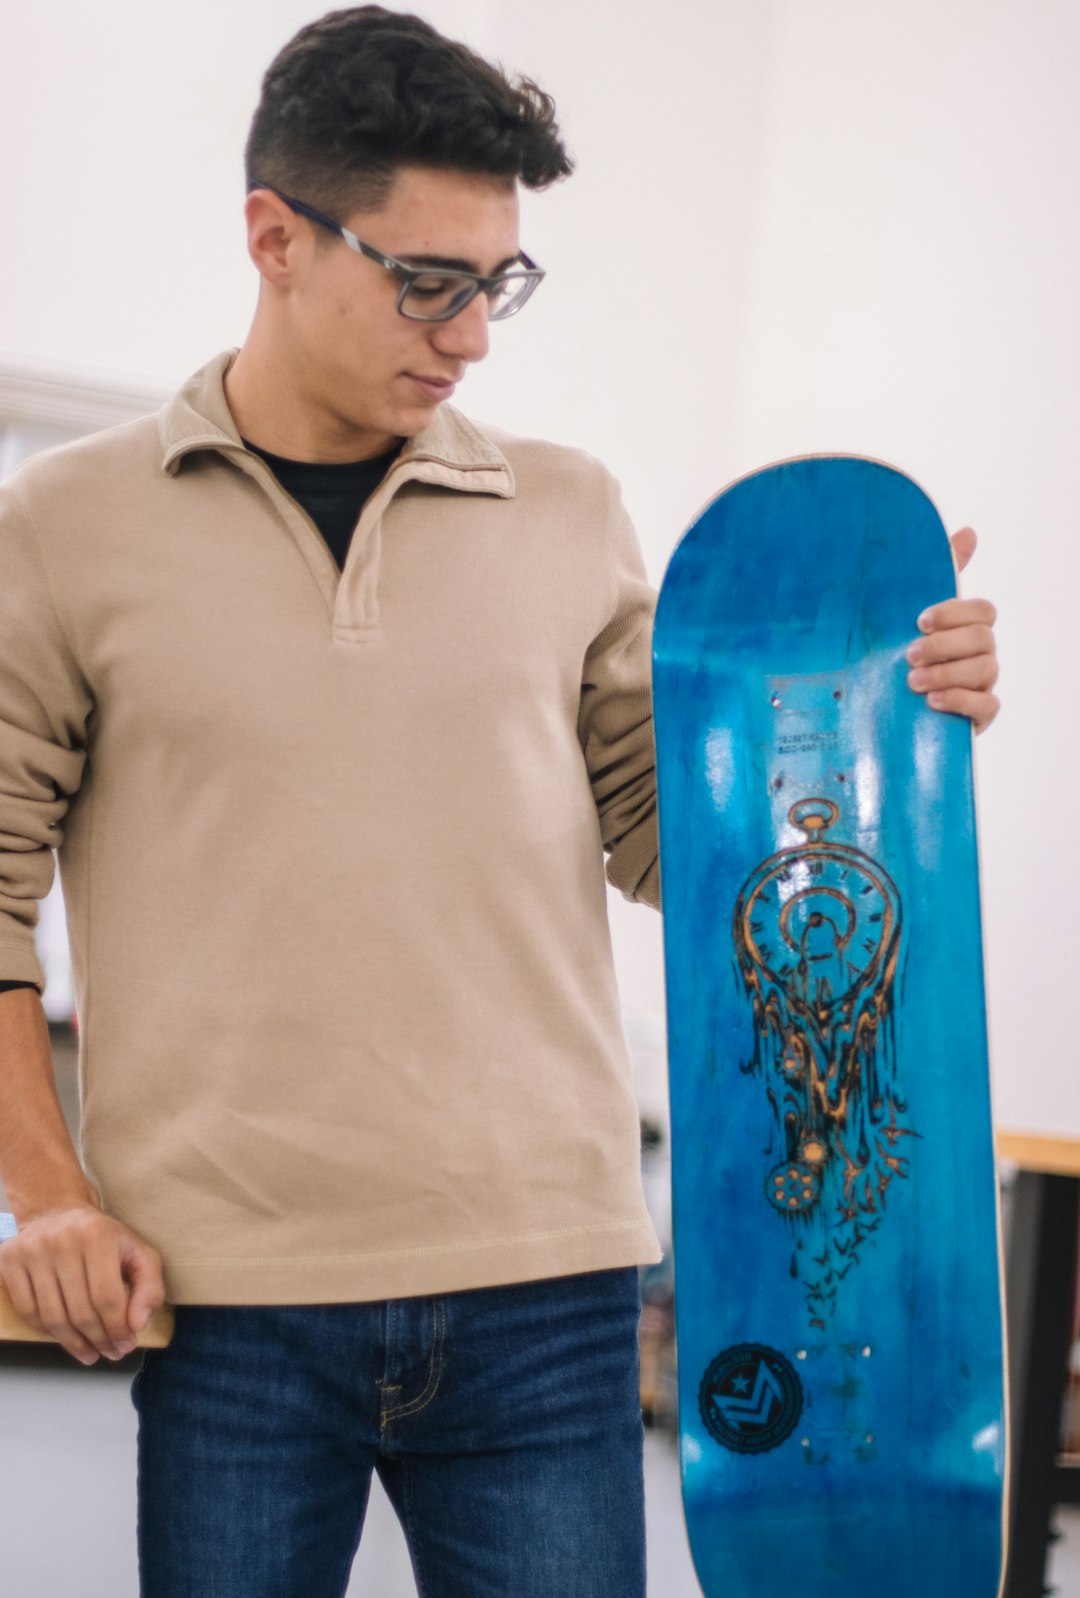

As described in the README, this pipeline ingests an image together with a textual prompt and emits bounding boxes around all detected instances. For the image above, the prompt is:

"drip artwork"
[733,799,916,1329]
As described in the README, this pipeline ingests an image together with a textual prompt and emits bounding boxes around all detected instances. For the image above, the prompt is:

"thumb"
[950,525,977,574]
[122,1240,166,1333]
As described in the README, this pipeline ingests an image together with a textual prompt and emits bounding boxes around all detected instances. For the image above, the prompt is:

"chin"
[389,399,446,437]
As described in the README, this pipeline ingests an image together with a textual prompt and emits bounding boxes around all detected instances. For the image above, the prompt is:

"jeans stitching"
[381,1297,444,1423]
[377,1299,400,1429]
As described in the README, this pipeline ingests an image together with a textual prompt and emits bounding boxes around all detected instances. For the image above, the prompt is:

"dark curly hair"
[244,5,573,219]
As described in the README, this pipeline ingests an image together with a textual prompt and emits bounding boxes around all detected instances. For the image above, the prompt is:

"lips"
[405,374,457,401]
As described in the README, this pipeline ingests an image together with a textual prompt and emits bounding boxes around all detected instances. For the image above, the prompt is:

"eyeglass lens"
[401,271,535,322]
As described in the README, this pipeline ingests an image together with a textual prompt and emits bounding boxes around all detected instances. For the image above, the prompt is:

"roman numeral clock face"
[739,801,896,1013]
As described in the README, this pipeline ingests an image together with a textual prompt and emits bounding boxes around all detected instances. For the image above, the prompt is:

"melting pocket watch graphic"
[733,799,916,1328]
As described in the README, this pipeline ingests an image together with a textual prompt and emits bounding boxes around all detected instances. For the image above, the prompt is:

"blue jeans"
[130,1265,646,1597]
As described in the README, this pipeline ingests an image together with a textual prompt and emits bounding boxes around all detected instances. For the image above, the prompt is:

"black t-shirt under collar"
[243,438,401,573]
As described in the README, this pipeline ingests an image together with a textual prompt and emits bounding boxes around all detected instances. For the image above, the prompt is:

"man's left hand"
[905,527,999,735]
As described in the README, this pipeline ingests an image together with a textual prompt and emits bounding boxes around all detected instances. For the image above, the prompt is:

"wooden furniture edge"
[996,1131,1080,1180]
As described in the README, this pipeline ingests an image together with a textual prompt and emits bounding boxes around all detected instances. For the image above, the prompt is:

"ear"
[243,188,307,288]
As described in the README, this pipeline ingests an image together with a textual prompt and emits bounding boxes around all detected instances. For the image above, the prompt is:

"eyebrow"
[397,252,524,275]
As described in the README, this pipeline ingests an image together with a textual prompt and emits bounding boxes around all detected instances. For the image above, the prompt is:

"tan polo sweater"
[0,350,663,1303]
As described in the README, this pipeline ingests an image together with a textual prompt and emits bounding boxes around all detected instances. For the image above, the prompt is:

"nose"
[430,290,491,364]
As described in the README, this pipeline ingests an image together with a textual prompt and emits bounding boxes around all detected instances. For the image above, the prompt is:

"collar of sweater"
[156,348,516,502]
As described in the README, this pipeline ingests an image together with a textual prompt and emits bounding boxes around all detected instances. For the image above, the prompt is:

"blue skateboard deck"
[652,457,1006,1598]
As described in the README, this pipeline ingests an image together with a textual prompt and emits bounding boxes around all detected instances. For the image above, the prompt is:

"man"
[0,7,999,1594]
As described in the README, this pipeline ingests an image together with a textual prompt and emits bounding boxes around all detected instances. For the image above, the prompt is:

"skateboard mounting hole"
[862,1346,872,1357]
[801,1437,810,1448]
[833,689,843,700]
[837,772,846,782]
[796,1349,807,1360]
[770,693,782,708]
[865,1434,874,1445]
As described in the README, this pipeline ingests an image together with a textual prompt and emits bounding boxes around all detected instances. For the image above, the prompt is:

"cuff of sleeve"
[0,940,45,991]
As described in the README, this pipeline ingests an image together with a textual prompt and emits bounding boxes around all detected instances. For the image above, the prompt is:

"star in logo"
[701,1343,804,1454]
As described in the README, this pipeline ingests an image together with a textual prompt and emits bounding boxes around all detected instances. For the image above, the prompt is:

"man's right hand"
[0,1204,166,1365]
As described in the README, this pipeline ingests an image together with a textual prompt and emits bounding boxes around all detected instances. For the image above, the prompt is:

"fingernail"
[116,1340,136,1356]
[928,692,946,708]
[906,642,924,664]
[908,669,929,689]
[917,609,933,631]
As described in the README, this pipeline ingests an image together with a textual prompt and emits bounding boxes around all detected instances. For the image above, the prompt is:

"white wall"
[731,0,1080,1134]
[1,0,1075,1131]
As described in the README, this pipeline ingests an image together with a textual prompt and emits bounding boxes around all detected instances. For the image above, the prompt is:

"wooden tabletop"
[997,1130,1080,1178]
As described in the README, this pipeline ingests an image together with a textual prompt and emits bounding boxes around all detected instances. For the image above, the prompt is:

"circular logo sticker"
[698,1343,803,1454]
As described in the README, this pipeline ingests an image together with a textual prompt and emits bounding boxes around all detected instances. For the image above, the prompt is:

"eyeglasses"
[247,179,545,323]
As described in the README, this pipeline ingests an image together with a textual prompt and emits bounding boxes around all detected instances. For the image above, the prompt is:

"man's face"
[252,166,521,454]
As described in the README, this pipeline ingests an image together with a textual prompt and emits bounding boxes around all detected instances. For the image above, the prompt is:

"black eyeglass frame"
[247,179,545,323]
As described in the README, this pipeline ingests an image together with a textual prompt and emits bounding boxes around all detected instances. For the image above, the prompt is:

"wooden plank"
[997,1131,1080,1179]
[0,1277,174,1347]
[0,1212,174,1347]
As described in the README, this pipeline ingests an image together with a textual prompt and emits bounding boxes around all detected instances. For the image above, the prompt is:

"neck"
[224,333,402,464]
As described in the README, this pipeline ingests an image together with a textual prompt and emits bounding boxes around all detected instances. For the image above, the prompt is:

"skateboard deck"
[0,1211,174,1348]
[652,457,1006,1598]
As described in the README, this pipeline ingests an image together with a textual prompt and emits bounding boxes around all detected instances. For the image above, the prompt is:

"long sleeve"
[0,374,671,1303]
[577,474,661,911]
[0,475,93,988]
